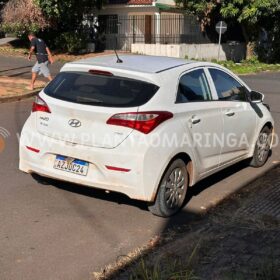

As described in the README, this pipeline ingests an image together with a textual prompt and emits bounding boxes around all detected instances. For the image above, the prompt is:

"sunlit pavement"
[0,72,279,280]
[0,77,45,97]
[0,55,62,101]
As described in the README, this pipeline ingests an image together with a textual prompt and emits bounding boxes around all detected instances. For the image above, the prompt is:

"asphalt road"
[0,55,62,80]
[0,72,279,280]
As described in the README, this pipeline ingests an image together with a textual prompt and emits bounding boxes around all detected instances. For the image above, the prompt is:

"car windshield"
[44,72,159,107]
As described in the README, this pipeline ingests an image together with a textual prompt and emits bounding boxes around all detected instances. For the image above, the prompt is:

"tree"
[0,0,9,34]
[0,0,9,12]
[1,0,104,51]
[1,0,104,34]
[35,0,104,31]
[0,0,9,15]
[1,0,49,34]
[175,0,280,60]
[34,0,105,51]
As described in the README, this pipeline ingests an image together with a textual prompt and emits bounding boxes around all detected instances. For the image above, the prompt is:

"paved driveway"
[0,72,279,280]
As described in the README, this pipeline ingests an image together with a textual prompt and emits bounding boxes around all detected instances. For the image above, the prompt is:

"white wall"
[98,6,158,16]
[156,0,176,6]
[131,43,246,61]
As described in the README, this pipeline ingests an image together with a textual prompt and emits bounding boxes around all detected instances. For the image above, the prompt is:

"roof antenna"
[114,21,123,63]
[114,49,123,63]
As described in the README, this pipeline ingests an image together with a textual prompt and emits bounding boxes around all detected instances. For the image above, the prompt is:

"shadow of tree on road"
[0,66,32,74]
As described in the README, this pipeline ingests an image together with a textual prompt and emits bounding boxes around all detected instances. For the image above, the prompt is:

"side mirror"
[250,91,264,103]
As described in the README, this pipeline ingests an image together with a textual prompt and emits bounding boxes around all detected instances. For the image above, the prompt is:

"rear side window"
[176,69,212,103]
[44,72,159,107]
[209,68,248,102]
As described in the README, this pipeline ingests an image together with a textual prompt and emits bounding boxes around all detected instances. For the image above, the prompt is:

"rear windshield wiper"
[76,96,104,104]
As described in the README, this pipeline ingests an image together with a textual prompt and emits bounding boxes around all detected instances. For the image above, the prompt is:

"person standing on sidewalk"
[28,33,54,90]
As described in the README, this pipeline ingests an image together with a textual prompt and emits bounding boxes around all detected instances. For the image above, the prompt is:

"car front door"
[207,68,257,165]
[175,68,223,175]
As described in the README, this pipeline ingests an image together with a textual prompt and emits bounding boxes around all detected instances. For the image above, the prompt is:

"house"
[95,0,206,50]
[99,0,179,18]
[84,0,245,60]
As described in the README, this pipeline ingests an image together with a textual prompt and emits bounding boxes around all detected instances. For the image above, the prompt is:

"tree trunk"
[241,24,254,59]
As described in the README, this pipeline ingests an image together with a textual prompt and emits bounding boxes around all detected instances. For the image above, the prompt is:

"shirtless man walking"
[28,33,54,90]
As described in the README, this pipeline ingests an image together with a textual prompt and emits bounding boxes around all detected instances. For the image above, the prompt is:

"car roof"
[69,54,194,74]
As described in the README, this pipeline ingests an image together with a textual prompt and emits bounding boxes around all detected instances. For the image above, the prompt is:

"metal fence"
[95,14,210,51]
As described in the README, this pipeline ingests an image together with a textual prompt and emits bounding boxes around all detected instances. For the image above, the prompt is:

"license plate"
[53,155,89,176]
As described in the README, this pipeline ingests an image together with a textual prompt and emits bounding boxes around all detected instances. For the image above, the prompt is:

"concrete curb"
[0,89,41,103]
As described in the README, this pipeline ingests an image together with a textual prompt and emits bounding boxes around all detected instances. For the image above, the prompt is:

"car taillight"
[26,146,40,153]
[105,165,131,172]
[32,96,51,113]
[89,69,113,76]
[107,111,173,134]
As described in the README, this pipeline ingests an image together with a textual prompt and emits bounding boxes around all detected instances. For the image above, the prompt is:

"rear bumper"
[19,114,196,203]
[19,124,151,201]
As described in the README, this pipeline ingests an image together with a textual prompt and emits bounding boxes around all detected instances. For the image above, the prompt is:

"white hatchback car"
[20,55,274,217]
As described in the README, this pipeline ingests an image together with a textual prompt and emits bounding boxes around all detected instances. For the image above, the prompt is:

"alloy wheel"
[164,167,186,209]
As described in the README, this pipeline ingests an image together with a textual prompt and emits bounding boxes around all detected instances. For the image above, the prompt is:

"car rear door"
[207,67,257,164]
[175,68,223,174]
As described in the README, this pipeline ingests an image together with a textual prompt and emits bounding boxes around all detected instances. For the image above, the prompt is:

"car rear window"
[44,72,159,107]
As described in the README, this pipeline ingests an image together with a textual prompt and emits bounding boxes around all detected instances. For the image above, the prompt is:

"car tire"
[250,126,272,167]
[148,159,188,217]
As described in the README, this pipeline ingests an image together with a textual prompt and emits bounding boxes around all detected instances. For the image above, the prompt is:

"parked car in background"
[19,55,274,217]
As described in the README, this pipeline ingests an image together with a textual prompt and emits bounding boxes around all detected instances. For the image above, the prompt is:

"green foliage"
[54,32,87,53]
[217,59,280,75]
[1,22,40,37]
[176,0,280,62]
[219,0,280,23]
[240,55,259,64]
[1,0,49,35]
[35,0,104,29]
[129,257,199,280]
[129,241,201,280]
[1,0,104,51]
[177,0,280,27]
[33,0,104,51]
[0,0,9,11]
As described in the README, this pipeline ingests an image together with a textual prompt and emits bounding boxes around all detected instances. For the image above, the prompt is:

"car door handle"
[191,116,201,124]
[225,110,235,117]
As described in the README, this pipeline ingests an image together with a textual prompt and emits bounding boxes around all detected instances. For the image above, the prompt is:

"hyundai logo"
[68,119,81,128]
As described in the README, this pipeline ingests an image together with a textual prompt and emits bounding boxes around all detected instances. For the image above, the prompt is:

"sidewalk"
[98,165,280,280]
[0,37,18,46]
[0,51,121,102]
[0,76,44,103]
[0,55,64,101]
[0,76,45,97]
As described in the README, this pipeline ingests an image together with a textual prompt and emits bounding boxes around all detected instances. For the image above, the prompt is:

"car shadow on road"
[158,153,275,230]
[163,159,251,229]
[185,160,249,204]
[8,71,32,77]
[30,157,274,279]
[32,158,251,223]
[32,173,148,211]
